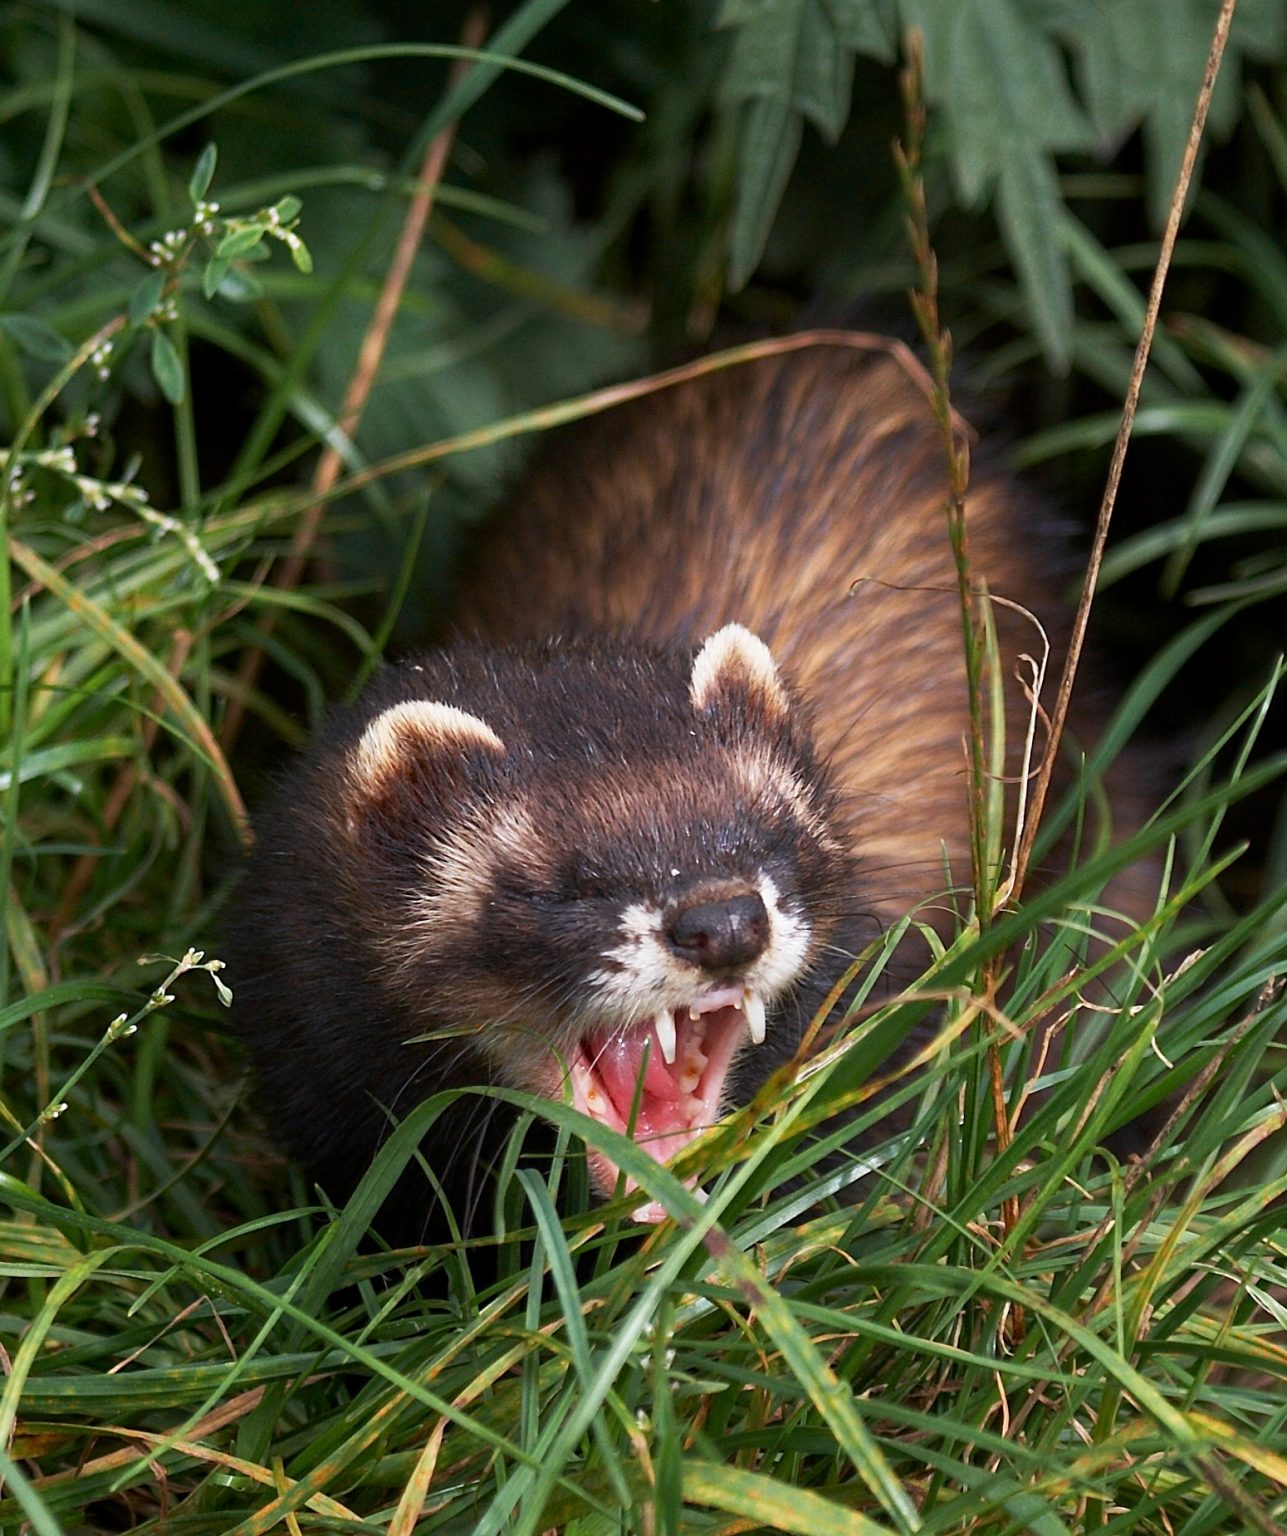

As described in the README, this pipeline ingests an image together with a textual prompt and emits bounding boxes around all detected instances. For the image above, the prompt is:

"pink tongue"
[591,1027,684,1118]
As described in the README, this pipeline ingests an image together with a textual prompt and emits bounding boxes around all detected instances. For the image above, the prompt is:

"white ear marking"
[351,700,505,786]
[689,624,788,716]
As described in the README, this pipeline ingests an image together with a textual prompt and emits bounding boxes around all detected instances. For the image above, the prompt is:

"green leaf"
[127,268,166,326]
[1064,0,1231,225]
[931,0,1092,205]
[187,141,217,203]
[1064,2,1144,144]
[149,328,185,405]
[685,1460,894,1535]
[0,313,73,362]
[996,151,1072,372]
[908,0,1088,363]
[1160,345,1287,595]
[10,537,246,834]
[0,737,138,793]
[728,95,803,288]
[210,266,262,302]
[0,1443,66,1536]
[201,255,230,299]
[215,224,265,259]
[826,0,897,62]
[1233,0,1287,57]
[1138,0,1218,223]
[720,0,853,138]
[273,194,302,222]
[718,0,870,285]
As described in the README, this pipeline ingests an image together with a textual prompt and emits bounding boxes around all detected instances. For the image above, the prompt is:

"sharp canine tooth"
[655,1007,677,1065]
[745,992,767,1045]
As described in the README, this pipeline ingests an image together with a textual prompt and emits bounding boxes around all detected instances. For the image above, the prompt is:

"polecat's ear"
[689,624,789,722]
[352,701,505,785]
[346,700,506,831]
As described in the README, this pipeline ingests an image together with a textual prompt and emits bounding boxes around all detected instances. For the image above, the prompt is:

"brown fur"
[232,341,1147,1233]
[456,344,1065,930]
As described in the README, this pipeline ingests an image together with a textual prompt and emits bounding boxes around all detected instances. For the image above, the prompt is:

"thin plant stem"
[894,31,1016,1238]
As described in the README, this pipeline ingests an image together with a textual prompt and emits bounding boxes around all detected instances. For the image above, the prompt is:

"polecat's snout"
[665,883,770,972]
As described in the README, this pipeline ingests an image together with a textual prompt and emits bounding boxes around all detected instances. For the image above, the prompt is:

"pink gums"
[569,987,750,1221]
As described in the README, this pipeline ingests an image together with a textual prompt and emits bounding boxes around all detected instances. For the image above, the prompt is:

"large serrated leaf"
[1232,0,1287,56]
[796,0,854,138]
[728,95,804,288]
[720,0,852,138]
[1066,0,1147,145]
[937,0,1092,204]
[1068,0,1231,226]
[824,0,898,61]
[1135,0,1215,223]
[996,150,1072,372]
[911,0,1089,364]
[718,0,859,286]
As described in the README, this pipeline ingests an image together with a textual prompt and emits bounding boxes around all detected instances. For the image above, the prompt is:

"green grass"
[2,5,1286,1533]
[3,832,1285,1532]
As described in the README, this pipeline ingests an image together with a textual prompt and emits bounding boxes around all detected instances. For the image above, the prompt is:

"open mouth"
[568,985,766,1221]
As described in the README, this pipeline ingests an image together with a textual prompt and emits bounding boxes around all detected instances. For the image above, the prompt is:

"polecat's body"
[232,344,1092,1230]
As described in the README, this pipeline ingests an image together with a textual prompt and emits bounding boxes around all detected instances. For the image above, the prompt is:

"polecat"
[231,342,1114,1231]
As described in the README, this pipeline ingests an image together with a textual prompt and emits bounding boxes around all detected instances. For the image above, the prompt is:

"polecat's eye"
[547,858,620,902]
[498,878,560,908]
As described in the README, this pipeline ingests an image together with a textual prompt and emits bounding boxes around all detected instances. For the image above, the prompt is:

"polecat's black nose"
[666,889,769,970]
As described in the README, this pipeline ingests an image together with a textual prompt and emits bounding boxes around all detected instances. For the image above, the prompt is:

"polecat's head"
[338,624,850,1218]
